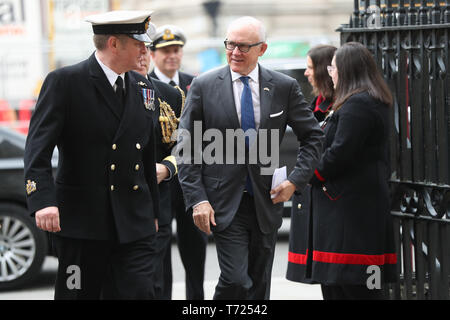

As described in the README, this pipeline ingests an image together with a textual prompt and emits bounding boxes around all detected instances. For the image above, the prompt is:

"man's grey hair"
[226,16,267,42]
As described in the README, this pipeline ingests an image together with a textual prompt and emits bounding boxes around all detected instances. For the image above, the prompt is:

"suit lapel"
[179,73,187,94]
[216,66,240,129]
[149,70,159,81]
[88,54,122,120]
[258,64,274,130]
[179,72,192,94]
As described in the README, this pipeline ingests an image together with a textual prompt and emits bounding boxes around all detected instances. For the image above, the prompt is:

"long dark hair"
[307,44,337,100]
[333,42,393,110]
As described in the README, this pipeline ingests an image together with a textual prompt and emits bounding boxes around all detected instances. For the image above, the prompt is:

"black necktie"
[169,80,177,87]
[115,76,125,102]
[115,76,124,116]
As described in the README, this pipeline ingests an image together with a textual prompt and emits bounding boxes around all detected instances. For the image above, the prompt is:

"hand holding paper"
[270,166,297,204]
[271,166,287,199]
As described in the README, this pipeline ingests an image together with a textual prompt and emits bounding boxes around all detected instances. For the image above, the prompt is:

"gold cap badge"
[162,29,175,41]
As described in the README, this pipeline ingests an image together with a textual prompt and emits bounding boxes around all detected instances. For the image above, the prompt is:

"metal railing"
[338,0,450,299]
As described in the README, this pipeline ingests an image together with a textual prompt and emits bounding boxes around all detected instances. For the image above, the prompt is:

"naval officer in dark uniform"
[149,25,195,93]
[149,25,207,300]
[134,39,182,299]
[24,10,161,300]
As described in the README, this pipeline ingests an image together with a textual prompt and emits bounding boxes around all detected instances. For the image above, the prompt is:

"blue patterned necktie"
[240,76,255,195]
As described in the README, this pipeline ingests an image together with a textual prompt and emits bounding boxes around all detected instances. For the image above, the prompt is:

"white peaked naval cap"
[85,10,154,42]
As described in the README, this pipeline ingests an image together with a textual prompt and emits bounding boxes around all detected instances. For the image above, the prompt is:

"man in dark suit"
[24,11,162,300]
[134,42,182,299]
[177,16,324,300]
[148,25,207,300]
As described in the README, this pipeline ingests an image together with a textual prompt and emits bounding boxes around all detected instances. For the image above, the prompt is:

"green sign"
[261,41,310,60]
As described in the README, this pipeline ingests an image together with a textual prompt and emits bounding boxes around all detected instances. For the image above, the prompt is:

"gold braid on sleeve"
[158,86,186,147]
[173,85,186,116]
[158,98,178,147]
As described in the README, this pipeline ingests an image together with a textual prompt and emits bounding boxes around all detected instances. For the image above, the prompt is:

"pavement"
[0,219,323,300]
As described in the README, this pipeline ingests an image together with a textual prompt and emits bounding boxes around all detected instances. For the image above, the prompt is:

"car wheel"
[0,203,47,290]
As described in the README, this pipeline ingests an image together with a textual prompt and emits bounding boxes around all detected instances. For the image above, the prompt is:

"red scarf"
[314,95,326,113]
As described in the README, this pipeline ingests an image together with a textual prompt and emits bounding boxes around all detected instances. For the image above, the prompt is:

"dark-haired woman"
[309,42,398,300]
[286,45,336,284]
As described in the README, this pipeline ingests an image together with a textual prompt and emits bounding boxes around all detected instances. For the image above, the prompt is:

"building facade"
[122,0,353,73]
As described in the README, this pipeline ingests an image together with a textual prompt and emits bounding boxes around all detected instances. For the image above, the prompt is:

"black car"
[0,127,54,290]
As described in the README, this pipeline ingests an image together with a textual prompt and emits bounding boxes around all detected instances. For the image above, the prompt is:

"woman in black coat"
[286,45,336,284]
[301,42,397,299]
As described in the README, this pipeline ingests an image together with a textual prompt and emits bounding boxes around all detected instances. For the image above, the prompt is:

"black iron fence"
[338,0,450,299]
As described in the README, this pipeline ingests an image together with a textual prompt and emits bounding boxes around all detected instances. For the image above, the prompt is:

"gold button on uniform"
[297,203,302,209]
[112,144,117,150]
[110,164,116,171]
[136,143,141,150]
[133,185,139,191]
[135,164,140,171]
[110,185,115,191]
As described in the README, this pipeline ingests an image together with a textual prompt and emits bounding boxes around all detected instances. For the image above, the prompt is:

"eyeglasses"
[224,40,263,53]
[327,65,336,76]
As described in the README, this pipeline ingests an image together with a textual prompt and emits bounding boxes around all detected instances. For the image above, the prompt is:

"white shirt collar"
[154,66,179,86]
[230,64,259,83]
[95,51,125,88]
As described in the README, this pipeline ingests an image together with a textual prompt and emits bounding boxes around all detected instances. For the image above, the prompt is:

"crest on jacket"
[26,180,37,195]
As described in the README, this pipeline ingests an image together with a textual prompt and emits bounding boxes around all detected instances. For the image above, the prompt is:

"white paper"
[271,166,287,199]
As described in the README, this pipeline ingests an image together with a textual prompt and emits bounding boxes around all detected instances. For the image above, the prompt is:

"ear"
[259,42,268,57]
[108,35,120,52]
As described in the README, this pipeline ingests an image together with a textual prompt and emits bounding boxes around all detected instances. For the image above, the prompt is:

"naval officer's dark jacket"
[24,53,161,244]
[149,70,194,95]
[145,76,182,226]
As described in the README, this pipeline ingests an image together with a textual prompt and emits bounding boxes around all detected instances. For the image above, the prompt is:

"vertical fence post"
[419,0,429,24]
[414,219,426,299]
[399,0,407,25]
[354,0,361,28]
[427,221,440,299]
[409,0,418,25]
[386,0,394,26]
[402,218,414,299]
[432,0,442,24]
[439,223,450,299]
[445,0,450,23]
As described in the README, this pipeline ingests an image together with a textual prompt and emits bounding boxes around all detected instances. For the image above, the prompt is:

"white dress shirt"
[154,66,179,86]
[230,64,261,130]
[95,51,125,91]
